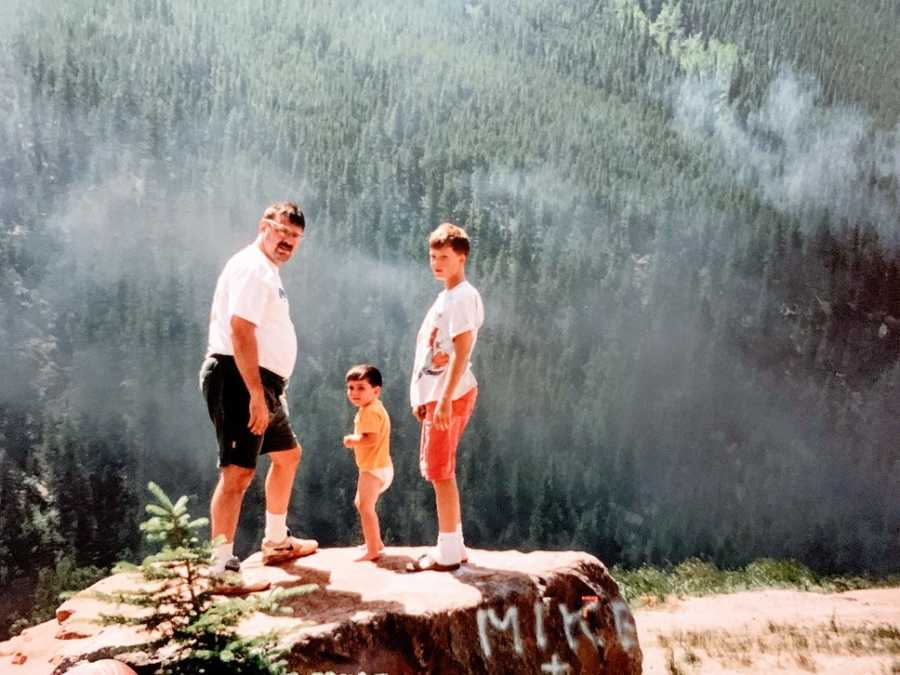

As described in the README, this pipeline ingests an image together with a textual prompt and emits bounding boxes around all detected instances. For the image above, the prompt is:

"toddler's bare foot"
[354,550,382,562]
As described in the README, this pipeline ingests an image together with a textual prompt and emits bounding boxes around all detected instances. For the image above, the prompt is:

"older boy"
[407,223,484,572]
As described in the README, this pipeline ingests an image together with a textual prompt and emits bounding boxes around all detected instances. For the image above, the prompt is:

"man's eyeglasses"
[264,218,304,240]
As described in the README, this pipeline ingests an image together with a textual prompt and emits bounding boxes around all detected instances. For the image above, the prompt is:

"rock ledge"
[0,547,641,675]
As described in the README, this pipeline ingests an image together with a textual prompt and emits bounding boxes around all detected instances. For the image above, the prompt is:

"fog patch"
[674,69,900,244]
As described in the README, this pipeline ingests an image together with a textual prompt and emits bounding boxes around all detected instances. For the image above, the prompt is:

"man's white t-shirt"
[410,280,484,407]
[206,242,297,379]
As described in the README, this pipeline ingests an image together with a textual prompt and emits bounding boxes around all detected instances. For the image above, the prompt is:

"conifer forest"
[1,0,898,636]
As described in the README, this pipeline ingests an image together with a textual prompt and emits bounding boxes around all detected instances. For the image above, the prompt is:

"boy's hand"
[433,398,452,431]
[342,434,356,448]
[412,405,427,422]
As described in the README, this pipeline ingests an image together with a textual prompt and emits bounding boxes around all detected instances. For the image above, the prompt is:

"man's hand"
[232,315,269,435]
[433,397,452,431]
[248,390,270,435]
[412,405,427,422]
[342,434,357,448]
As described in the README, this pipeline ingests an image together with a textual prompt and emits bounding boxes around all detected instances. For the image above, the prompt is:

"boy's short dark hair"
[429,222,470,256]
[346,364,382,388]
[263,201,305,230]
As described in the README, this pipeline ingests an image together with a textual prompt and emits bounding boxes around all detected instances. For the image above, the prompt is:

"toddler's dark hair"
[346,364,383,388]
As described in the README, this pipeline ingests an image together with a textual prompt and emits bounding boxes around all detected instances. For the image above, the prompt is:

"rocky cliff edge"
[0,547,642,675]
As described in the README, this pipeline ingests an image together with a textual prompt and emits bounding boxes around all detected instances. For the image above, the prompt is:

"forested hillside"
[1,0,898,636]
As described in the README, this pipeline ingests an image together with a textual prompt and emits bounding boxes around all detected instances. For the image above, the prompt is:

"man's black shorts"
[199,354,299,468]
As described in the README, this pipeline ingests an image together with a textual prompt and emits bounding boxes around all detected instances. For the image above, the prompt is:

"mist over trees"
[1,0,899,635]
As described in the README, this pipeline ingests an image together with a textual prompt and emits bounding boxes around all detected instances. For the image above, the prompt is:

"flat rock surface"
[635,586,900,674]
[0,547,641,675]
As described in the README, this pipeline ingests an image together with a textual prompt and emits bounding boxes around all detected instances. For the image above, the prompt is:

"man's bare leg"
[208,465,272,592]
[260,446,318,563]
[211,465,256,544]
[263,446,301,547]
[264,446,301,516]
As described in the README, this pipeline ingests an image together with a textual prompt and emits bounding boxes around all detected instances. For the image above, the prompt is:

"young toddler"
[342,364,393,561]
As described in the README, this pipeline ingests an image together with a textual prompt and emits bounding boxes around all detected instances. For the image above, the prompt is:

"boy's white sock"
[436,531,462,565]
[265,512,288,543]
[457,523,468,560]
[211,541,234,574]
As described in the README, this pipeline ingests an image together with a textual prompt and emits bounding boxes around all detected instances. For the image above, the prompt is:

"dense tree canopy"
[1,0,898,636]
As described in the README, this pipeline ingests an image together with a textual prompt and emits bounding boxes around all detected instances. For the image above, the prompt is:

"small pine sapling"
[84,482,315,675]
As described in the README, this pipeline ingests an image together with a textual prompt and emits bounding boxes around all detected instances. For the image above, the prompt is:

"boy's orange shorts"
[419,387,478,481]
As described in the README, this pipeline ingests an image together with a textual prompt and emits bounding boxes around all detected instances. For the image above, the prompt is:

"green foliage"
[8,556,105,637]
[742,558,819,590]
[93,482,315,675]
[614,557,900,605]
[0,0,899,635]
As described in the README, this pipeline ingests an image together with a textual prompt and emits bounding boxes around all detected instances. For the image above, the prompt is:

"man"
[199,201,317,585]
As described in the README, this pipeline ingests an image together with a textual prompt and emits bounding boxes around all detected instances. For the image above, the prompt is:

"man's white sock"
[436,531,462,565]
[265,511,288,543]
[211,541,234,574]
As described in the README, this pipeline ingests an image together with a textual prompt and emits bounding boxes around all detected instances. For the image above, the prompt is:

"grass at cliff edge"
[613,558,900,607]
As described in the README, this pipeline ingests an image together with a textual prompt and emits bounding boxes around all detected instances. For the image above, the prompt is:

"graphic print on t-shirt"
[418,324,450,379]
[410,281,483,408]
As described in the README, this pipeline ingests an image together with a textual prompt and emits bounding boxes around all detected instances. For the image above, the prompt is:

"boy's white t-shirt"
[410,280,484,407]
[206,242,297,379]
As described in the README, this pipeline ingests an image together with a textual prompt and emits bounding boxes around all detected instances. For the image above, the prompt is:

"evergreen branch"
[86,483,312,674]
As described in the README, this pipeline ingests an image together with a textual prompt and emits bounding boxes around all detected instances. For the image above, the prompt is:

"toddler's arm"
[343,432,377,448]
